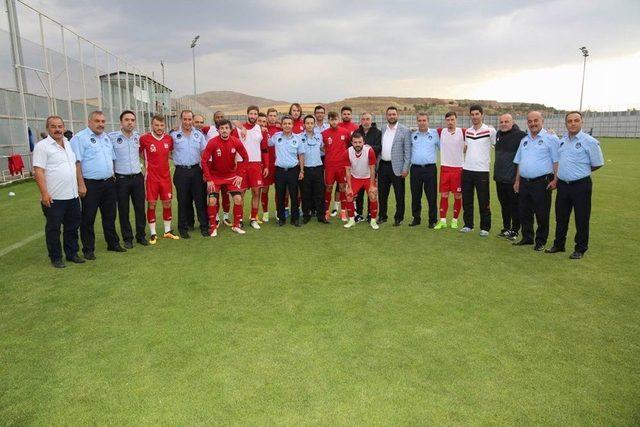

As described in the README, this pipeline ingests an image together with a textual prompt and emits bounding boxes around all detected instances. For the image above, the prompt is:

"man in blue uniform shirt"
[513,111,559,251]
[300,115,327,224]
[71,110,125,259]
[409,112,440,228]
[170,110,208,238]
[546,111,604,259]
[268,115,306,227]
[109,110,148,248]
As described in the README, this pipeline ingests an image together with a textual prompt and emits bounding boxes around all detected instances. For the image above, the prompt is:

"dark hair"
[417,111,429,118]
[445,111,457,118]
[281,115,294,123]
[258,112,267,118]
[351,131,364,140]
[303,114,315,123]
[341,106,352,113]
[386,106,398,113]
[247,105,259,114]
[565,111,583,121]
[469,104,483,114]
[180,109,193,119]
[266,107,278,115]
[151,114,165,123]
[217,119,232,129]
[119,110,136,121]
[314,105,325,113]
[328,111,339,120]
[288,103,302,117]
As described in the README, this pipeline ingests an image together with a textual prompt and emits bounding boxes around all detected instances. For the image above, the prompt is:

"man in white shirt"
[460,104,497,236]
[33,116,85,268]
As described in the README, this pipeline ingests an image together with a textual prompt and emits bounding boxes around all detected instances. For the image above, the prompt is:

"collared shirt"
[514,129,559,179]
[109,129,141,175]
[300,131,323,167]
[170,127,206,166]
[314,122,329,134]
[381,123,397,161]
[70,127,115,180]
[268,132,305,168]
[557,131,604,181]
[411,128,440,165]
[33,135,78,199]
[463,123,497,172]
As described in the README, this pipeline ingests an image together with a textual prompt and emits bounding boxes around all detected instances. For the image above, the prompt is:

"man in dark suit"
[355,112,382,222]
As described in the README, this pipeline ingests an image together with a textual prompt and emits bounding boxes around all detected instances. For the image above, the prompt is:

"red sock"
[370,200,378,219]
[222,190,230,213]
[261,191,269,212]
[453,197,462,219]
[207,204,218,232]
[324,190,332,211]
[346,200,355,218]
[147,208,156,223]
[250,206,258,220]
[440,197,449,218]
[233,203,243,227]
[162,207,171,221]
[339,191,347,208]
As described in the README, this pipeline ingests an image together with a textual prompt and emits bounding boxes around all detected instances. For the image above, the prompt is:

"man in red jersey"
[201,120,249,237]
[231,105,269,229]
[261,107,281,222]
[289,103,304,134]
[139,115,179,244]
[343,132,379,230]
[338,106,359,135]
[321,111,351,221]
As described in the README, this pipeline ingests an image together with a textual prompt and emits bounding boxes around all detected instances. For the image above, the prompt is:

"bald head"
[193,114,205,130]
[527,111,544,136]
[499,114,514,132]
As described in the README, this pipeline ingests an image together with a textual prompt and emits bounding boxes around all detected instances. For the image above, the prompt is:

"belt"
[559,176,591,185]
[85,177,114,182]
[379,159,392,163]
[520,174,553,183]
[306,165,323,169]
[411,163,435,168]
[175,164,200,169]
[276,165,300,172]
[115,172,141,179]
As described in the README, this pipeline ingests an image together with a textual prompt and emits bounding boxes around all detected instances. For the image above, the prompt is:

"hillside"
[181,91,288,113]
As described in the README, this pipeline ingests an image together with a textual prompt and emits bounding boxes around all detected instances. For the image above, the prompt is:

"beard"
[387,117,397,125]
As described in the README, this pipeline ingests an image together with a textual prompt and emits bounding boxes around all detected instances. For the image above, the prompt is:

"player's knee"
[232,195,242,204]
[454,193,462,199]
[441,192,449,198]
[162,201,171,208]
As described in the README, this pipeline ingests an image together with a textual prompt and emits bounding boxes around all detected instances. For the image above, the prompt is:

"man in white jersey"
[460,104,496,236]
[434,111,466,229]
[343,132,379,230]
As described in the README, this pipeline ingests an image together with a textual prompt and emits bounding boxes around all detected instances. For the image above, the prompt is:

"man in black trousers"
[70,111,126,259]
[356,112,382,222]
[300,115,328,224]
[494,113,526,241]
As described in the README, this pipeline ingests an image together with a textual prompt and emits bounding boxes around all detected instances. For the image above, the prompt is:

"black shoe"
[188,225,195,231]
[137,238,149,246]
[428,222,436,229]
[393,220,402,227]
[123,241,134,249]
[497,229,509,237]
[569,251,584,259]
[318,218,330,224]
[506,231,519,241]
[408,219,421,227]
[534,243,545,251]
[108,245,127,253]
[51,259,66,269]
[545,246,565,254]
[292,219,301,227]
[200,229,209,237]
[277,220,286,227]
[83,252,96,260]
[513,240,533,246]
[179,231,191,239]
[354,214,365,223]
[302,216,311,224]
[66,255,86,264]
[378,217,387,224]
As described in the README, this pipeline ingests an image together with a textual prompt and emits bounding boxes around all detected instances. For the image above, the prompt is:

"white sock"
[440,218,447,222]
[149,222,156,235]
[164,220,172,233]
[334,201,340,210]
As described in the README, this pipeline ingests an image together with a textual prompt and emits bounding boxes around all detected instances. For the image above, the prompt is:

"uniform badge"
[413,135,418,140]
[301,137,306,142]
[538,140,543,145]
[216,149,222,157]
[176,133,182,139]
[523,141,528,147]
[575,142,582,149]
[116,137,123,144]
[150,144,156,152]
[231,148,236,153]
[90,137,96,144]
[328,137,332,144]
[164,143,169,149]
[194,133,200,140]
[560,142,564,147]
[340,135,345,141]
[428,135,432,140]
[277,137,282,142]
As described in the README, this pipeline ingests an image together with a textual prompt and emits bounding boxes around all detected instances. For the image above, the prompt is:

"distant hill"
[184,92,563,116]
[181,91,288,114]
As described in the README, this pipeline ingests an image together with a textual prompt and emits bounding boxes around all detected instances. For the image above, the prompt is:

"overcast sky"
[14,0,640,110]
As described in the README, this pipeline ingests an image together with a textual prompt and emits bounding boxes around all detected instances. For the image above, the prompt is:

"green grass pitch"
[1,138,638,424]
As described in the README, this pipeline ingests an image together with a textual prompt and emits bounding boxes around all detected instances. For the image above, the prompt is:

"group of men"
[33,102,604,268]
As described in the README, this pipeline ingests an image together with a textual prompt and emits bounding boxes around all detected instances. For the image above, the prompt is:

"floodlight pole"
[579,46,589,112]
[190,35,199,107]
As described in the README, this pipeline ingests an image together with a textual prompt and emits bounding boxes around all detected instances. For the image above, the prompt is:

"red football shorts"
[209,175,244,193]
[324,165,346,186]
[439,166,462,193]
[349,177,373,195]
[239,161,264,188]
[146,179,172,201]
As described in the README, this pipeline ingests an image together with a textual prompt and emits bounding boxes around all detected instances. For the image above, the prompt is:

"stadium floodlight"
[579,46,589,112]
[191,35,200,106]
